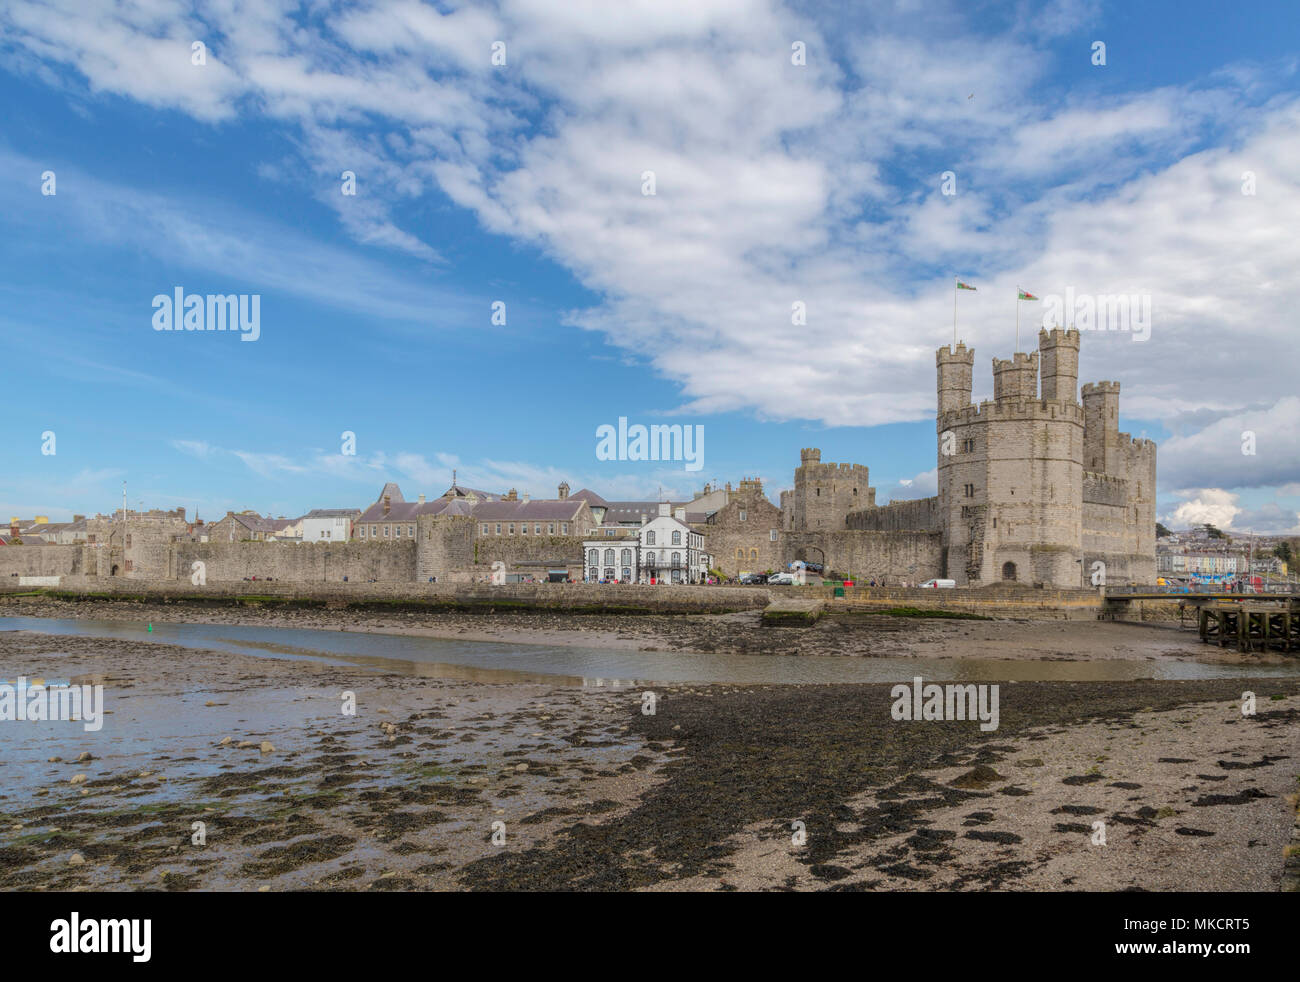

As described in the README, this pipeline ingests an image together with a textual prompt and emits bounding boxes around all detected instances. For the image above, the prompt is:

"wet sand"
[0,594,1246,663]
[1,629,1297,891]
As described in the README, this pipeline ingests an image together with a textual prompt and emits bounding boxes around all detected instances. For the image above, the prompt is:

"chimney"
[418,494,425,504]
[558,481,569,500]
[674,507,686,521]
[382,495,391,516]
[226,510,235,518]
[74,514,84,522]
[523,493,530,502]
[507,488,518,501]
[658,503,671,517]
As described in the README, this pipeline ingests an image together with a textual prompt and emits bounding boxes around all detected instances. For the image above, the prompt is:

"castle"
[1,331,1155,590]
[778,327,1156,587]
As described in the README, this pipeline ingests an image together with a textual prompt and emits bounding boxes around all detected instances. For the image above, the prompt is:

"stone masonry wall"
[171,541,417,582]
[0,545,83,578]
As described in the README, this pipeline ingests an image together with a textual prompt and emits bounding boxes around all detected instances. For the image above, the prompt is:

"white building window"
[672,530,681,545]
[561,523,569,534]
[548,524,555,535]
[770,529,778,541]
[522,523,528,535]
[646,531,656,545]
[495,524,501,535]
[482,525,489,535]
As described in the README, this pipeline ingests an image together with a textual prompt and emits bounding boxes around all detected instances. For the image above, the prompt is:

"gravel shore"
[2,628,1296,891]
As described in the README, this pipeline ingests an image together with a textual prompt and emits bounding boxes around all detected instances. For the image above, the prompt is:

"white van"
[919,578,956,589]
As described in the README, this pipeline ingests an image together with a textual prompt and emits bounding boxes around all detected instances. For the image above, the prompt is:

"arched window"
[622,567,631,581]
[1001,561,1017,581]
[749,548,758,560]
[588,549,598,566]
[646,531,656,545]
[672,530,681,545]
[671,551,681,567]
[604,549,616,565]
[620,548,632,565]
[735,548,744,560]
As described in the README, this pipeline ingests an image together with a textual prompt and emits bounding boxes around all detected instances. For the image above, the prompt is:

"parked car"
[738,573,767,585]
[768,572,796,585]
[919,578,956,588]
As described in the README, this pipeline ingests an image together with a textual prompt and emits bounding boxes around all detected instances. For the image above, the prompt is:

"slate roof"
[468,500,588,522]
[567,489,610,508]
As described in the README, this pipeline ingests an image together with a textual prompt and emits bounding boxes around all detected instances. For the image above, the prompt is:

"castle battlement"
[1081,380,1121,396]
[992,351,1039,371]
[936,343,975,365]
[938,399,1085,427]
[1038,326,1081,346]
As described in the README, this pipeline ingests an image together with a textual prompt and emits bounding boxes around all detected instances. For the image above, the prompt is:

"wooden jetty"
[1198,598,1300,652]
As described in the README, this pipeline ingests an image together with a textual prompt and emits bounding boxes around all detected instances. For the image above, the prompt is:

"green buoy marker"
[147,623,153,632]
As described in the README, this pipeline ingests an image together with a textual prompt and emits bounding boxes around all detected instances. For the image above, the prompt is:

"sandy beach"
[1,627,1296,891]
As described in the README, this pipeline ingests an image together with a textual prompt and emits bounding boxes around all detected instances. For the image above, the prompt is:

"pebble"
[68,853,85,866]
[69,774,87,785]
[260,741,275,754]
[75,752,93,762]
[219,737,232,745]
[48,756,62,763]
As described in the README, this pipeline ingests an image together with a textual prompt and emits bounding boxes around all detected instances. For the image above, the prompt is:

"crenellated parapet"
[992,351,1039,402]
[939,398,1085,429]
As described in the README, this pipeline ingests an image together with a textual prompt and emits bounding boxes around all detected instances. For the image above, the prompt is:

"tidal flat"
[1,629,1296,891]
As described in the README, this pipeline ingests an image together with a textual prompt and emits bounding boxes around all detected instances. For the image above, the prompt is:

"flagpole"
[953,277,958,348]
[1015,286,1020,352]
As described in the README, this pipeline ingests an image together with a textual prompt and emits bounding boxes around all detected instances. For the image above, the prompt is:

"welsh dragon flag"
[956,280,976,291]
[1018,289,1038,300]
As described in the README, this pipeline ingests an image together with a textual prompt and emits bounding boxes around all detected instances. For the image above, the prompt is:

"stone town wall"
[0,544,83,578]
[170,541,417,582]
[846,496,940,532]
[781,530,943,584]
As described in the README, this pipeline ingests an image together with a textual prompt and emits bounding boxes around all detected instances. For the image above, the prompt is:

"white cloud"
[1166,489,1242,530]
[6,0,1300,502]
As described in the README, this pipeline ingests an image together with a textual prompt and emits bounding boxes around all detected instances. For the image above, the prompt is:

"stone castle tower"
[935,327,1155,586]
[780,448,876,531]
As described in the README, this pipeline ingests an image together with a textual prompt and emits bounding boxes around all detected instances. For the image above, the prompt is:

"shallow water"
[4,615,1299,685]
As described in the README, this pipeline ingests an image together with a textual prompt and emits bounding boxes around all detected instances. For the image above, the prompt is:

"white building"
[582,504,707,584]
[301,509,358,543]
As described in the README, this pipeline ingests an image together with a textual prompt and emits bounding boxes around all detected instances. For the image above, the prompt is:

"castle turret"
[800,448,821,465]
[1082,381,1121,475]
[992,351,1039,402]
[936,343,974,415]
[1038,327,1080,403]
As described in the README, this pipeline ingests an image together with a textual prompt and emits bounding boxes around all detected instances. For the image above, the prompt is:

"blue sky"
[2,0,1298,532]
